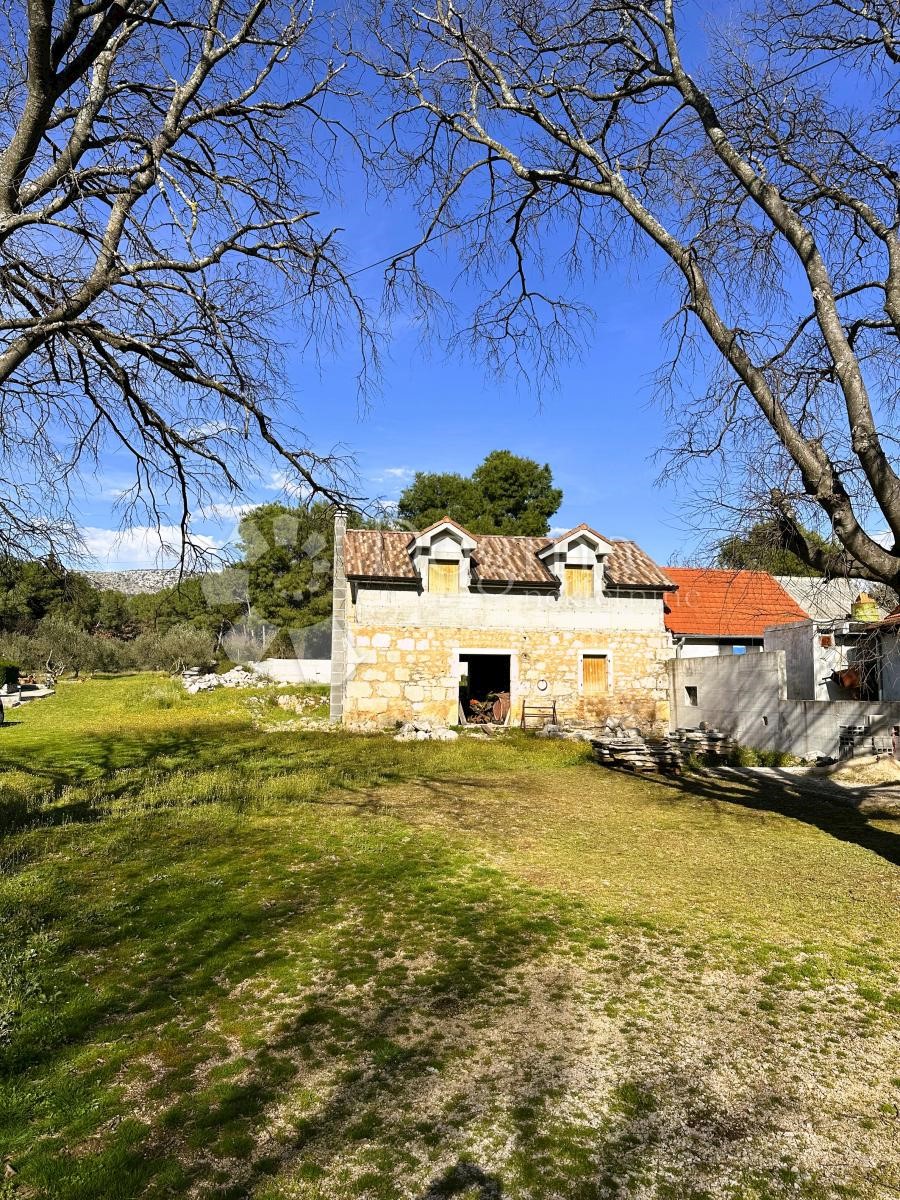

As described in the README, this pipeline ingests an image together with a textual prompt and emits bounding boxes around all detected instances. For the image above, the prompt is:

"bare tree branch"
[0,0,372,560]
[362,0,900,585]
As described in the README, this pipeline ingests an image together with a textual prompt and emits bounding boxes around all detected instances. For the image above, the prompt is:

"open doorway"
[458,653,511,724]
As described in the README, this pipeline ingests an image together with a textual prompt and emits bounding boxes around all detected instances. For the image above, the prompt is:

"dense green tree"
[395,473,483,532]
[0,557,101,632]
[126,579,229,637]
[716,522,830,576]
[397,450,562,535]
[95,591,135,638]
[237,502,367,633]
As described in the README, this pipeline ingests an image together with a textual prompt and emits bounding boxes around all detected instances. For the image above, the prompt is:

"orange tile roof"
[663,568,808,638]
[343,529,674,589]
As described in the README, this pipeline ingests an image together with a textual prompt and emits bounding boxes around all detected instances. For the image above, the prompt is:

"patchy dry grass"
[1,677,898,1199]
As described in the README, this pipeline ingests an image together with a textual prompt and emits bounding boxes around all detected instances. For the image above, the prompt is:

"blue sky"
[74,8,727,572]
[76,158,705,571]
[77,258,694,570]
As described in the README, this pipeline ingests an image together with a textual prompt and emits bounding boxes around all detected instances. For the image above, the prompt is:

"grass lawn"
[1,676,898,1200]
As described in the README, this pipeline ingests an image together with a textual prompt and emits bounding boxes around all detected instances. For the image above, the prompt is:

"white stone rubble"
[182,666,259,694]
[394,720,459,742]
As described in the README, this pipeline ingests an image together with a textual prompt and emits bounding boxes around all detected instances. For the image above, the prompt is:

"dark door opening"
[459,653,511,724]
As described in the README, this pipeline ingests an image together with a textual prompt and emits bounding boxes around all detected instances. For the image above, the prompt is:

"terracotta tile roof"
[663,568,808,638]
[471,536,558,586]
[344,530,417,581]
[603,540,676,590]
[343,528,674,590]
[548,523,611,545]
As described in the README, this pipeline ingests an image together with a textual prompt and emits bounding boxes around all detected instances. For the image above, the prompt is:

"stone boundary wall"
[251,659,331,685]
[668,653,900,759]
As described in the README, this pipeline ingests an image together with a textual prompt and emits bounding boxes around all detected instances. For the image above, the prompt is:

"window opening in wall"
[429,560,459,594]
[458,653,511,724]
[564,565,594,597]
[685,685,699,707]
[582,654,609,695]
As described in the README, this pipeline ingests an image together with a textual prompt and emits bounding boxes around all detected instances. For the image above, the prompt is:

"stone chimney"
[329,509,348,722]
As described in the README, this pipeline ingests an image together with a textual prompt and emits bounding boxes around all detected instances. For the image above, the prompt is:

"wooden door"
[582,654,608,695]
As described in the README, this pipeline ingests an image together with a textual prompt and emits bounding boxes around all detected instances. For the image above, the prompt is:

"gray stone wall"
[668,652,900,759]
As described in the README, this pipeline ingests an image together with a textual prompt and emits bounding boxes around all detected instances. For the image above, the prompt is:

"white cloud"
[200,500,256,520]
[369,466,414,492]
[81,525,221,568]
[263,470,312,500]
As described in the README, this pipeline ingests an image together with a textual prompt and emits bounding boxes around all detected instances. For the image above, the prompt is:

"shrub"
[262,627,299,659]
[728,744,761,768]
[0,661,19,690]
[140,681,185,709]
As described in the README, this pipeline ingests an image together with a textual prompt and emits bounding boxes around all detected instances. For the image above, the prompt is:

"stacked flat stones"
[591,726,735,774]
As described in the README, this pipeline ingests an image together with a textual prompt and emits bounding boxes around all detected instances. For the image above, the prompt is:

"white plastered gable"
[538,527,613,595]
[409,519,477,590]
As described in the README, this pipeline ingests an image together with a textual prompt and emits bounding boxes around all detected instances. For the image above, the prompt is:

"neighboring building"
[764,620,881,701]
[774,576,897,622]
[663,568,807,657]
[330,515,675,728]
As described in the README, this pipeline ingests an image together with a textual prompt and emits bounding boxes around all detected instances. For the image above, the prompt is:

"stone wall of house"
[343,622,671,728]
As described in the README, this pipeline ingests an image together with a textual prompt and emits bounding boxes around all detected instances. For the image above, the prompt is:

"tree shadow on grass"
[419,1161,504,1197]
[649,766,900,869]
[0,720,470,836]
[1,805,563,1198]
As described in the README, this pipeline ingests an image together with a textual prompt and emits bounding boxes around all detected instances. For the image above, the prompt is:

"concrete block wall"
[668,652,900,759]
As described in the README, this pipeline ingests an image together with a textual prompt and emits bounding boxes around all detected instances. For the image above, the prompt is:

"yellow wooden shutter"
[582,654,608,695]
[565,565,594,597]
[429,560,459,593]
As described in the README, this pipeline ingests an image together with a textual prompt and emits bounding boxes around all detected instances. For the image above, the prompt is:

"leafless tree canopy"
[365,0,900,586]
[0,0,368,561]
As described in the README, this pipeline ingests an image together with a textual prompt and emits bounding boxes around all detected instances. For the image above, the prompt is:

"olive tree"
[365,0,900,583]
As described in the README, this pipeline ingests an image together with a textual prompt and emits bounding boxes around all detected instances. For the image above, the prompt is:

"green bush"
[727,744,798,769]
[0,661,19,690]
[262,627,298,659]
[728,744,761,768]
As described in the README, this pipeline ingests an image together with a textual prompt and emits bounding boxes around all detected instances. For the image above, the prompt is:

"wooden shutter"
[565,565,594,597]
[429,560,459,594]
[582,654,608,695]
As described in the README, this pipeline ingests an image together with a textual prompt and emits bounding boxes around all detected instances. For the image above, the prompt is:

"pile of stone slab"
[591,726,735,774]
[670,727,736,763]
[591,733,682,774]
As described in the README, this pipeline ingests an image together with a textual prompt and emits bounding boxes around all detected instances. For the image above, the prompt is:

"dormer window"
[564,565,594,597]
[429,560,459,594]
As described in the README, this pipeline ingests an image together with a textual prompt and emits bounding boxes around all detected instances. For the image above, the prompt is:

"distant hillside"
[83,568,199,596]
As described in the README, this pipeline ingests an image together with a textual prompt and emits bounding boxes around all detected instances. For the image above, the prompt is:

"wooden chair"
[520,700,557,729]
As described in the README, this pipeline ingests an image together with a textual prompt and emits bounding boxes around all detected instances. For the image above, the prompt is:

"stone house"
[329,514,675,728]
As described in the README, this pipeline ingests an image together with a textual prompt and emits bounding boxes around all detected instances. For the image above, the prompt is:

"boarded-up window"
[429,560,459,594]
[564,565,594,597]
[582,654,608,695]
